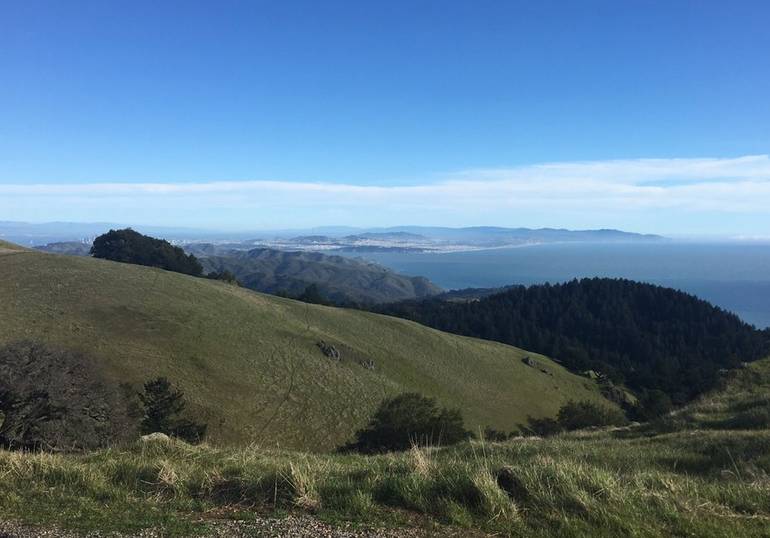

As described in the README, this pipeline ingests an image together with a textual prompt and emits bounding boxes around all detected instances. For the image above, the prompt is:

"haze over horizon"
[2,2,769,235]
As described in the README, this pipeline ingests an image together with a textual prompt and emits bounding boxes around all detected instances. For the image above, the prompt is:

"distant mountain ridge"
[345,231,429,241]
[35,241,93,256]
[187,245,442,304]
[234,227,663,254]
[368,226,662,241]
[2,220,663,249]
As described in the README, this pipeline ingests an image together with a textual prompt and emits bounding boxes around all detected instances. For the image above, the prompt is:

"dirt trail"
[0,517,486,538]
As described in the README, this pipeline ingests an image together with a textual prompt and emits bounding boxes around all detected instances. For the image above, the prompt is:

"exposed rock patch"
[522,356,553,376]
[317,341,341,360]
[140,432,172,443]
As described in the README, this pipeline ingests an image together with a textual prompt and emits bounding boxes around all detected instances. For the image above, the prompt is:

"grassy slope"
[645,355,770,433]
[0,248,605,450]
[0,240,27,251]
[2,383,769,536]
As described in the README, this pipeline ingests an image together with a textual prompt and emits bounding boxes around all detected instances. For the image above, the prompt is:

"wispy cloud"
[2,155,770,232]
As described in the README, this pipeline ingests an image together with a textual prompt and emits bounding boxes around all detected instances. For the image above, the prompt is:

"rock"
[140,432,171,443]
[522,356,551,375]
[317,340,341,360]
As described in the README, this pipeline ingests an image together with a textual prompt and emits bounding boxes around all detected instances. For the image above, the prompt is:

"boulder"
[140,432,172,443]
[317,340,341,360]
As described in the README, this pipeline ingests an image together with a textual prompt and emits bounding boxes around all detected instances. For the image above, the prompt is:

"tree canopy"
[91,228,203,276]
[138,377,207,444]
[377,278,769,403]
[0,341,135,450]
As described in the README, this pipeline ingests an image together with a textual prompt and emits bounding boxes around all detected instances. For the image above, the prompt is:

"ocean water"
[350,242,770,329]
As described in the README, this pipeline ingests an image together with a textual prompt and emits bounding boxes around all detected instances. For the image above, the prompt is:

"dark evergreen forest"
[376,278,769,403]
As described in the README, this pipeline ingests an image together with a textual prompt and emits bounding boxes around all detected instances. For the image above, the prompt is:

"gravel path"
[0,516,483,537]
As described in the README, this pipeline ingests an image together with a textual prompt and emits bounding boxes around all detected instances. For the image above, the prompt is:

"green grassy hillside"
[0,247,606,451]
[645,356,770,433]
[2,369,768,536]
[0,239,27,252]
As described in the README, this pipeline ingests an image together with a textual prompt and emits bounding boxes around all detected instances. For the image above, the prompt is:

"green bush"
[206,270,240,285]
[633,389,673,421]
[525,400,626,436]
[341,393,472,453]
[296,283,331,305]
[525,417,563,437]
[482,426,513,442]
[557,400,627,431]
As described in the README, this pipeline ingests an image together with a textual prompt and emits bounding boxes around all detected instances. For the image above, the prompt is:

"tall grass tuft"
[1,424,770,536]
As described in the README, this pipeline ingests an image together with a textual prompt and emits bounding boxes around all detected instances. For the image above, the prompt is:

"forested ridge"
[376,278,769,402]
[91,228,203,277]
[191,246,441,304]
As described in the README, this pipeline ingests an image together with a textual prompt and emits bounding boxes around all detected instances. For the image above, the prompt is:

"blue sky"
[1,1,769,234]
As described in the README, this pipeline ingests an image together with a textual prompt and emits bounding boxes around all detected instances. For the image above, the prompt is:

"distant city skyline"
[2,2,769,235]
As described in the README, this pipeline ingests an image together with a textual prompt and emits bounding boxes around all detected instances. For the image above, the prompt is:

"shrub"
[524,400,626,437]
[342,393,472,453]
[482,426,513,442]
[557,400,627,431]
[0,341,135,450]
[525,417,563,437]
[296,283,330,305]
[0,385,62,450]
[633,389,673,421]
[138,377,207,444]
[91,228,203,276]
[206,270,240,285]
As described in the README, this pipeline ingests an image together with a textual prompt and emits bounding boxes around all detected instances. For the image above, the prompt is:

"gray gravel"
[0,516,482,537]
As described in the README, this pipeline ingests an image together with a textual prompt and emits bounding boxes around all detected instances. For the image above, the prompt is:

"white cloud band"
[2,155,769,232]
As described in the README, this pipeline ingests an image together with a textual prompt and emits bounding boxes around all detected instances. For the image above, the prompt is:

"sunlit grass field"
[1,426,768,537]
[0,246,606,450]
[2,360,769,536]
[1,244,769,536]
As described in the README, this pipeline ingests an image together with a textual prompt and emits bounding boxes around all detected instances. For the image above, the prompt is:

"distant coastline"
[350,242,770,329]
